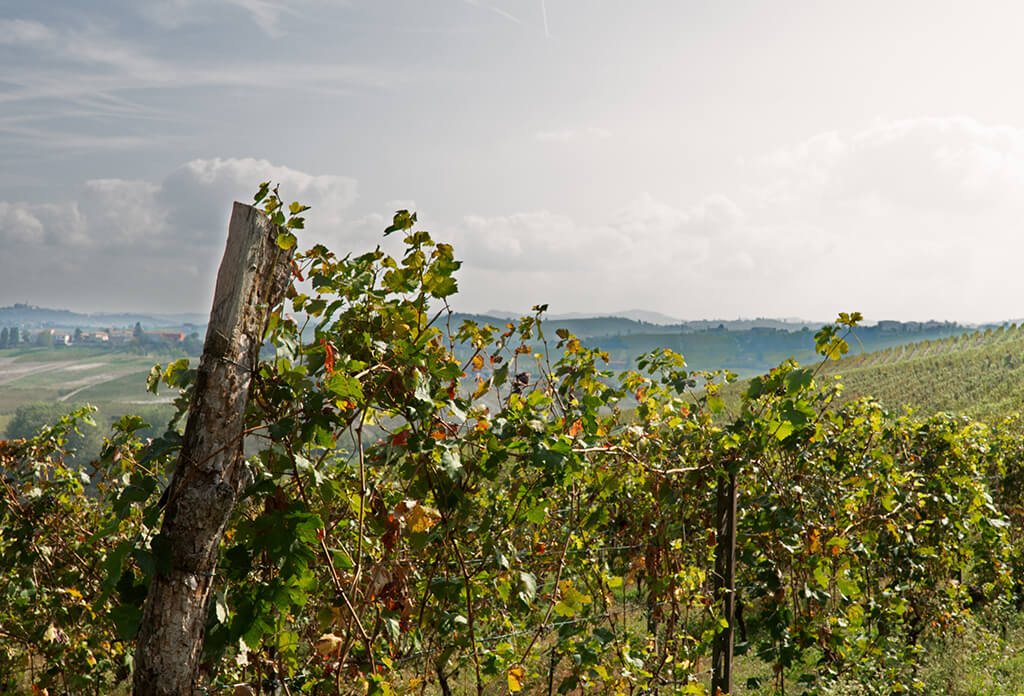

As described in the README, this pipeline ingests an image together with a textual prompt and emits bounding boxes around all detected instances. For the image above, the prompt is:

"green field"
[0,346,190,459]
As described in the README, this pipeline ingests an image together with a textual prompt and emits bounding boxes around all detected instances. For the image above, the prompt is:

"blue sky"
[3,1,1024,322]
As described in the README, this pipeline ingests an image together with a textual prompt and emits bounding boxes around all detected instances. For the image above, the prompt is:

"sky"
[2,1,1024,322]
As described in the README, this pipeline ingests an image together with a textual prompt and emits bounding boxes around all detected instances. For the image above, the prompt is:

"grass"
[0,387,63,411]
[913,607,1024,696]
[7,346,112,362]
[0,349,184,461]
[70,370,163,402]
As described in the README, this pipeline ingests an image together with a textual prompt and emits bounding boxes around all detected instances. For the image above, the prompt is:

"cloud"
[447,190,749,316]
[443,117,1024,320]
[82,179,167,249]
[0,158,360,311]
[222,0,298,36]
[761,116,1024,215]
[0,201,88,247]
[159,158,358,243]
[0,19,55,45]
[710,116,1024,320]
[450,193,743,278]
[0,157,358,254]
[139,0,329,36]
[0,14,394,148]
[462,0,524,26]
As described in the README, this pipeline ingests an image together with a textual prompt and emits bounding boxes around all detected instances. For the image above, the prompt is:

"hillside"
[453,313,975,375]
[817,323,1024,422]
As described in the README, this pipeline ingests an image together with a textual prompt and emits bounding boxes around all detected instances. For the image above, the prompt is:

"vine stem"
[450,533,484,696]
[520,482,578,664]
[350,421,367,596]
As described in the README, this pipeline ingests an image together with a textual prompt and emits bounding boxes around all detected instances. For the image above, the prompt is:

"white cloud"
[712,116,1024,321]
[83,179,167,248]
[0,202,46,245]
[761,116,1024,215]
[0,157,357,252]
[443,118,1024,320]
[450,193,743,281]
[222,0,296,36]
[138,0,346,36]
[0,158,360,311]
[0,19,55,45]
[159,158,358,245]
[0,200,88,247]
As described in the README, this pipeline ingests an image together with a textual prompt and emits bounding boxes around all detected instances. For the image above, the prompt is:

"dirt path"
[56,369,142,402]
[0,357,144,399]
[0,357,71,386]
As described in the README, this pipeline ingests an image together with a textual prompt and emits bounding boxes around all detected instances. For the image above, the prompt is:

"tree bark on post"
[133,203,293,696]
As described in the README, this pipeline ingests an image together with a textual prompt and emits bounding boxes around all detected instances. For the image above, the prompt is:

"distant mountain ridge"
[0,304,208,330]
[484,309,686,325]
[481,308,824,330]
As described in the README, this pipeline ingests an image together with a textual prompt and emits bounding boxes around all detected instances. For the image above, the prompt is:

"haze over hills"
[0,304,208,331]
[484,309,687,325]
[483,308,818,330]
[5,303,1018,375]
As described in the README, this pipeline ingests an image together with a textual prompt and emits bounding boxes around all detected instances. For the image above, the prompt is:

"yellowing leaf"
[314,632,343,657]
[508,666,525,692]
[471,354,485,370]
[407,502,441,533]
[553,601,576,617]
[807,529,821,554]
[472,378,491,400]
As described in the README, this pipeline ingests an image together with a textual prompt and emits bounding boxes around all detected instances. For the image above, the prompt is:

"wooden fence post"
[711,469,737,695]
[133,203,294,696]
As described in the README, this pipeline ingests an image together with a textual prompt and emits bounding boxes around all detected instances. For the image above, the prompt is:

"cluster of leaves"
[0,408,164,693]
[733,367,1013,693]
[2,188,1023,696]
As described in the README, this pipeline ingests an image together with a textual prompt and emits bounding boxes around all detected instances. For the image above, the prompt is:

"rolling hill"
[819,323,1024,422]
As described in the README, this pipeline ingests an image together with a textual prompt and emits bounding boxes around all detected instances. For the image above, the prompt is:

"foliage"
[1,188,1022,696]
[4,402,173,464]
[0,407,157,693]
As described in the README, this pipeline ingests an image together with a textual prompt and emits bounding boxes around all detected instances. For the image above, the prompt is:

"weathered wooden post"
[133,203,294,696]
[711,468,737,695]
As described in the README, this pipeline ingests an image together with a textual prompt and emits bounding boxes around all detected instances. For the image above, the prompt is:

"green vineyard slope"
[822,323,1024,421]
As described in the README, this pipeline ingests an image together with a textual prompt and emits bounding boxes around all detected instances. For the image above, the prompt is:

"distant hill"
[0,304,207,330]
[452,313,979,376]
[482,309,818,332]
[5,304,1011,389]
[484,309,686,325]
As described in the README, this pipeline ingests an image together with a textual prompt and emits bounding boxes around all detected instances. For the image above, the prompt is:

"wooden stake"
[133,203,293,696]
[711,469,737,695]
